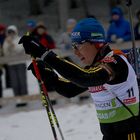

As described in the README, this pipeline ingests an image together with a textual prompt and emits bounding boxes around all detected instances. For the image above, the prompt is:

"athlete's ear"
[94,43,105,49]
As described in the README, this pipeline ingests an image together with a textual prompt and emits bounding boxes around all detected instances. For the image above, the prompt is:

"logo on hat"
[71,32,81,38]
[91,33,104,37]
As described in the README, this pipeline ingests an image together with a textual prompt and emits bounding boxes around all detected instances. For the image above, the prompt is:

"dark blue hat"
[111,7,123,16]
[27,20,36,28]
[71,18,105,44]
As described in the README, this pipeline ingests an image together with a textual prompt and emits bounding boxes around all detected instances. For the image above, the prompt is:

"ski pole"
[32,57,58,140]
[31,57,65,140]
[126,0,139,76]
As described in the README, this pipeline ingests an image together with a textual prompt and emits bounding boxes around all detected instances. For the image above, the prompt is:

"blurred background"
[0,0,140,34]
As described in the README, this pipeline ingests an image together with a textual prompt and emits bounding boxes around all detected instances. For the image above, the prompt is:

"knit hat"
[71,18,105,44]
[27,20,36,28]
[7,25,18,34]
[111,7,123,16]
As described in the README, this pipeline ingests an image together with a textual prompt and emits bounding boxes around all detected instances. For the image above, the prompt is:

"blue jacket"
[107,7,131,42]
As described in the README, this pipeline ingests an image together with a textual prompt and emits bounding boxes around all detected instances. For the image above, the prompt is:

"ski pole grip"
[126,0,132,6]
[32,57,41,81]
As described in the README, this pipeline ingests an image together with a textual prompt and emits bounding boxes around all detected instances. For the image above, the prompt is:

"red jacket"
[40,33,56,49]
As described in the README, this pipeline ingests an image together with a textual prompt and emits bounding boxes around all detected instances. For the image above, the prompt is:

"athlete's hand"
[19,35,48,58]
[28,60,58,86]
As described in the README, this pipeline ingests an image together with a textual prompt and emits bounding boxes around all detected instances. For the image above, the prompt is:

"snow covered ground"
[0,61,102,140]
[0,103,102,140]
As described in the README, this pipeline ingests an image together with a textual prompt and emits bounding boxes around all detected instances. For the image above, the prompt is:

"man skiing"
[19,18,140,140]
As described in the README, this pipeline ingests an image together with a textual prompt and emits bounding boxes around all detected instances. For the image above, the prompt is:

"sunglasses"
[72,40,92,50]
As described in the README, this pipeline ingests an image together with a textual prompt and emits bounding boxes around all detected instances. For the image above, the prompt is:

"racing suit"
[42,45,140,140]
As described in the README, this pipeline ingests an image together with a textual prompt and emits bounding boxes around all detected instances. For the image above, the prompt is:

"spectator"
[58,18,79,63]
[0,25,11,90]
[0,24,6,56]
[134,10,140,40]
[0,66,3,108]
[32,23,56,91]
[31,23,56,50]
[26,20,36,34]
[0,24,6,108]
[3,25,28,107]
[107,7,131,43]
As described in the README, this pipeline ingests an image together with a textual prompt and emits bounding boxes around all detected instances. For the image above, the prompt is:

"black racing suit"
[43,46,140,140]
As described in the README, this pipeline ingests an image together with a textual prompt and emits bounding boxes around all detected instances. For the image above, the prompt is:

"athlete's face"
[73,42,98,65]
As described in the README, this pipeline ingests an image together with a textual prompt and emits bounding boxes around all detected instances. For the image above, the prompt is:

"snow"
[0,103,102,140]
[0,60,102,140]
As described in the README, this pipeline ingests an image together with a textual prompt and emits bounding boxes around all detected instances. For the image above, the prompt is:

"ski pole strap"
[32,57,49,97]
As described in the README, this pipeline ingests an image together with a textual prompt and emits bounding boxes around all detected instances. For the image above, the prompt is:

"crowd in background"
[0,20,56,108]
[0,7,140,109]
